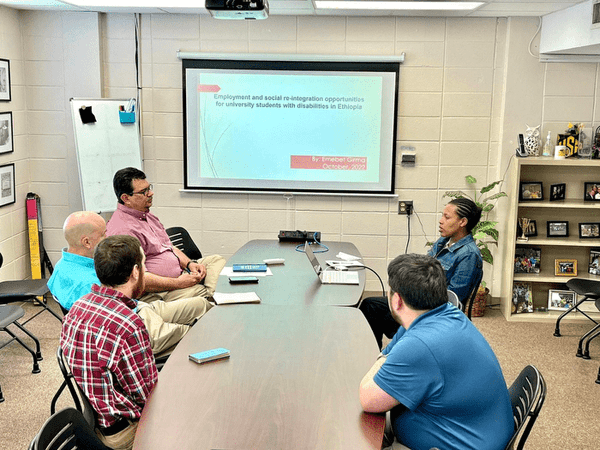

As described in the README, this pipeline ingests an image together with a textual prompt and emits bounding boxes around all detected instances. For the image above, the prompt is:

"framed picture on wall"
[550,183,566,201]
[547,221,569,237]
[0,163,15,207]
[519,182,543,201]
[512,281,533,314]
[555,258,577,277]
[0,111,14,154]
[583,182,600,201]
[579,222,600,238]
[0,58,10,102]
[589,249,600,276]
[548,289,576,311]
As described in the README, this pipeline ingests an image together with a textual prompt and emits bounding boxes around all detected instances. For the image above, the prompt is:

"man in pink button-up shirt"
[106,167,226,310]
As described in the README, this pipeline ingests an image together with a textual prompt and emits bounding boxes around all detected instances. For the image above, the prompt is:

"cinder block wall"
[2,8,599,298]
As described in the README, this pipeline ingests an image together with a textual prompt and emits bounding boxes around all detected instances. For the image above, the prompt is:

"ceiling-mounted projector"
[205,0,269,20]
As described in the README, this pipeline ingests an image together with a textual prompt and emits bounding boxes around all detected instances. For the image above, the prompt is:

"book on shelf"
[514,247,541,274]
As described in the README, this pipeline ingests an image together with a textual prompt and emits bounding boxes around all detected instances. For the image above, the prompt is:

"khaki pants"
[96,420,138,450]
[137,296,210,355]
[141,254,226,302]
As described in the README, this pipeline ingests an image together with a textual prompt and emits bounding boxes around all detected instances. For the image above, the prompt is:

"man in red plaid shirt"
[60,235,158,450]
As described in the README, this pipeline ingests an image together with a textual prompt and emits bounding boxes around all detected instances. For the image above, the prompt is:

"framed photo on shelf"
[589,249,600,276]
[547,221,569,237]
[517,219,537,238]
[0,58,10,102]
[548,289,576,311]
[555,258,577,277]
[583,182,600,201]
[512,281,533,314]
[514,247,541,274]
[0,111,13,155]
[519,182,543,201]
[550,183,566,201]
[0,163,15,207]
[579,222,600,239]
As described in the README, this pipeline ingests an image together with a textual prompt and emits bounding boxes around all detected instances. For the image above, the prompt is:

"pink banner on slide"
[290,155,367,170]
[198,84,221,93]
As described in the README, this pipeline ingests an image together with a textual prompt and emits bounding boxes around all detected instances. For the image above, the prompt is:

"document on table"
[213,292,261,305]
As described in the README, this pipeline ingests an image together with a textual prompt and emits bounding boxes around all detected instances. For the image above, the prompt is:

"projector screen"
[182,56,400,195]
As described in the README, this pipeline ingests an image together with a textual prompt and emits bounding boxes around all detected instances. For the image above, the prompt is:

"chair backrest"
[166,226,202,260]
[465,269,484,320]
[51,346,96,427]
[447,290,463,311]
[30,407,109,450]
[504,365,547,450]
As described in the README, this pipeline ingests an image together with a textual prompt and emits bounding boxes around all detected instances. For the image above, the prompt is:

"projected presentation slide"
[184,61,398,194]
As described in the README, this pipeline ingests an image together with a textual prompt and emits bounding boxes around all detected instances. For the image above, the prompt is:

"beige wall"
[1,8,599,297]
[0,6,28,281]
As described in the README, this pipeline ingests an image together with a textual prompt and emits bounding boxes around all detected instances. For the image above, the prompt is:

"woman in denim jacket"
[360,198,483,349]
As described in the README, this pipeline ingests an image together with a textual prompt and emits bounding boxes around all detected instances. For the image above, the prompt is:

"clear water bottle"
[542,131,552,157]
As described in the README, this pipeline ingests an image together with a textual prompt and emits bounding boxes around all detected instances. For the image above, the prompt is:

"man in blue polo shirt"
[48,211,207,356]
[48,211,107,310]
[359,254,513,450]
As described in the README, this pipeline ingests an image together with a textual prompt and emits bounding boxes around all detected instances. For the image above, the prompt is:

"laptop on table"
[304,243,360,285]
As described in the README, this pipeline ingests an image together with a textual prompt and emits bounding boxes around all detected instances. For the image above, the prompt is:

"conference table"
[215,239,367,307]
[134,240,385,450]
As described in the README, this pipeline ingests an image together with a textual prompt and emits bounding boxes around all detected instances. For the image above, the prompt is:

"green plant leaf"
[476,221,499,231]
[480,180,503,194]
[479,246,493,265]
[473,227,499,242]
[466,175,477,184]
[443,190,471,200]
[484,192,508,201]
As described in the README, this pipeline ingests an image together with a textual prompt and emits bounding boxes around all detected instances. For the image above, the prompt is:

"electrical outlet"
[398,201,413,215]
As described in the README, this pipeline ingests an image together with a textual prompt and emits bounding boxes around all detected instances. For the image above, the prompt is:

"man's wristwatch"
[186,260,197,270]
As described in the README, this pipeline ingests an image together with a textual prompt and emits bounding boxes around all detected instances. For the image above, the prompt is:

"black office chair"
[51,344,166,423]
[554,278,600,337]
[51,347,95,427]
[166,226,202,260]
[0,304,42,372]
[0,252,61,323]
[0,303,42,402]
[464,269,484,320]
[575,297,600,360]
[504,365,546,450]
[29,407,110,450]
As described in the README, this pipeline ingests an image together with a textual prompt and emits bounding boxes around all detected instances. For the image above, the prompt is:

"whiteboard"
[70,98,142,213]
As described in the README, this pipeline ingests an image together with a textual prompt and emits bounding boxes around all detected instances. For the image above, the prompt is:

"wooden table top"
[215,240,366,307]
[134,304,385,450]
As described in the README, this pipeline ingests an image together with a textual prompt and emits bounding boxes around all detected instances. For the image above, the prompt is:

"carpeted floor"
[1,299,599,449]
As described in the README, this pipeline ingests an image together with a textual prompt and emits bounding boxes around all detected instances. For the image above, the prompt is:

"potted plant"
[442,175,507,316]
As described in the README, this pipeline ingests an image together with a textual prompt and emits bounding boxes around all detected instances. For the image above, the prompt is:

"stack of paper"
[213,292,261,305]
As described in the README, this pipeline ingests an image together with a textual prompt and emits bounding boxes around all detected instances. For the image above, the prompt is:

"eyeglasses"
[131,184,153,197]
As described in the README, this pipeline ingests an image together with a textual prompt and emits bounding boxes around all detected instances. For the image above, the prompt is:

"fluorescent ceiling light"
[315,1,483,11]
[67,0,205,6]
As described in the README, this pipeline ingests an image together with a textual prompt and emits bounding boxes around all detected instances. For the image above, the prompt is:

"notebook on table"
[304,243,360,285]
